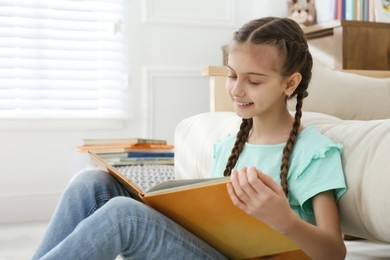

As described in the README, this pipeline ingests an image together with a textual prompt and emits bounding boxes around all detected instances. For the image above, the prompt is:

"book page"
[88,151,143,199]
[145,177,230,195]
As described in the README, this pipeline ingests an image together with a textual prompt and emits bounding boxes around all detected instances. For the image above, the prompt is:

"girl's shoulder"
[296,126,341,151]
[290,126,343,177]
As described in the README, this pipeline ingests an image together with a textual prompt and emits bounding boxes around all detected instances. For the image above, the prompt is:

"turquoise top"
[208,126,347,225]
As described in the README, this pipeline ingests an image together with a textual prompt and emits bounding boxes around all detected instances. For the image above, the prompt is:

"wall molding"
[142,67,203,138]
[142,0,236,26]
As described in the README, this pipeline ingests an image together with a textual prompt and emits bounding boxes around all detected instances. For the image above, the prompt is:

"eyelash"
[228,75,261,86]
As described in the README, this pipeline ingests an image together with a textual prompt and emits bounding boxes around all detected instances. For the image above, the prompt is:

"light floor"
[1,221,390,260]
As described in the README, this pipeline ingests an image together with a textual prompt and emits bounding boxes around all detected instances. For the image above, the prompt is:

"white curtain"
[0,0,129,119]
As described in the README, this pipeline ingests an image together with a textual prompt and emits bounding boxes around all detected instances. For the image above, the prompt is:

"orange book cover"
[77,144,174,153]
[144,182,302,259]
[88,152,305,259]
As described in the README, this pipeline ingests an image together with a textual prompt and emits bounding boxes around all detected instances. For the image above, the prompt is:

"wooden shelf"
[305,20,390,71]
[201,66,228,76]
[303,20,341,39]
[202,66,231,112]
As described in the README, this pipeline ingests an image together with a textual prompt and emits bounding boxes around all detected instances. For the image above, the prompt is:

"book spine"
[77,144,174,153]
[363,0,369,21]
[337,0,342,20]
[130,144,174,149]
[96,152,129,158]
[126,152,174,158]
[346,0,355,20]
[109,158,174,166]
[331,0,338,20]
[83,138,167,146]
[356,0,363,20]
[342,0,347,19]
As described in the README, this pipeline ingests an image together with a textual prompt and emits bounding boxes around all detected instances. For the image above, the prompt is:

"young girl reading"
[33,17,347,260]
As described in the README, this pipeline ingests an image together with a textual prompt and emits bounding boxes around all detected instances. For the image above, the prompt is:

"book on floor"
[77,136,174,154]
[88,151,307,260]
[82,137,167,146]
[76,144,174,153]
[103,156,174,166]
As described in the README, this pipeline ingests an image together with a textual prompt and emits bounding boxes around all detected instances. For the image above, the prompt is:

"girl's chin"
[234,109,254,119]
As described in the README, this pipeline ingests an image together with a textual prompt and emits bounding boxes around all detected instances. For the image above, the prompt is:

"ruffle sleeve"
[287,128,347,217]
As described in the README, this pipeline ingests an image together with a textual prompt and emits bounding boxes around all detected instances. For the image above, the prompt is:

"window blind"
[0,0,129,119]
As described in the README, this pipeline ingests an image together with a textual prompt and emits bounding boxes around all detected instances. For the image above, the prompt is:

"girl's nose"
[231,81,244,97]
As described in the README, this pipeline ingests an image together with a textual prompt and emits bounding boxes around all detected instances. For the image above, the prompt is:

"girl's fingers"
[227,170,248,210]
[230,168,250,204]
[230,167,265,204]
[227,182,244,208]
[256,170,284,196]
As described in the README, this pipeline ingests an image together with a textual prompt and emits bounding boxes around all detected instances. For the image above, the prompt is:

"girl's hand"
[227,166,297,234]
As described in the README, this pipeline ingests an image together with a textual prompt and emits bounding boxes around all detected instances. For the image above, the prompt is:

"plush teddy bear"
[382,0,390,11]
[288,0,316,27]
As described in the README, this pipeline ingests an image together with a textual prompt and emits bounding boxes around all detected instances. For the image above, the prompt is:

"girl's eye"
[228,74,237,79]
[249,81,261,85]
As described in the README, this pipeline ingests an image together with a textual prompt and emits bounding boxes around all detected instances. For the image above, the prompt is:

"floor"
[1,222,390,260]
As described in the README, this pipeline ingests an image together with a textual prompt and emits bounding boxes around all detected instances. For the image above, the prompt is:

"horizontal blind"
[0,0,129,119]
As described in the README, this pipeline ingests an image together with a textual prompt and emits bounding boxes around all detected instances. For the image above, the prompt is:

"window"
[0,0,129,120]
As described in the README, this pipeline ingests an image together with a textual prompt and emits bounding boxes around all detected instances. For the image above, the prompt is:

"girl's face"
[226,43,288,119]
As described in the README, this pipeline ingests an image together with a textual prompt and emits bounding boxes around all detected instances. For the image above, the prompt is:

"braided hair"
[223,17,312,197]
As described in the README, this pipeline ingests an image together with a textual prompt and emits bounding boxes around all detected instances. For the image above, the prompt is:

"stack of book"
[315,0,385,23]
[77,137,174,166]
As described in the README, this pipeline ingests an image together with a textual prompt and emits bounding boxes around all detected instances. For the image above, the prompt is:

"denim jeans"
[32,169,227,260]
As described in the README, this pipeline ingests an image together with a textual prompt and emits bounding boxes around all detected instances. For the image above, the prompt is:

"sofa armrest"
[174,112,241,179]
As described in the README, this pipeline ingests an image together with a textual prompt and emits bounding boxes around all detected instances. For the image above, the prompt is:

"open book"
[88,151,307,259]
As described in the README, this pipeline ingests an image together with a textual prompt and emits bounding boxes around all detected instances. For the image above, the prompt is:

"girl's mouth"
[235,101,254,108]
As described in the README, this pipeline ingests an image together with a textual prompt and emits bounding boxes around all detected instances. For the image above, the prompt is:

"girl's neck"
[247,109,297,145]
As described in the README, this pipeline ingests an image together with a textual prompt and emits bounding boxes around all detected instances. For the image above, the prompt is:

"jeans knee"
[105,197,138,211]
[61,169,114,201]
[103,197,148,219]
[70,169,113,188]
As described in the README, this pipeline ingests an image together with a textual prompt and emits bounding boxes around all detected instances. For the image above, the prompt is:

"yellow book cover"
[88,151,306,259]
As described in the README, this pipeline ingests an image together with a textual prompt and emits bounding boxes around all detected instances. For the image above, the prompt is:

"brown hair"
[223,17,312,196]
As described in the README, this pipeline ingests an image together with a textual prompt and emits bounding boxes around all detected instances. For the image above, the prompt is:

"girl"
[33,17,346,260]
[209,17,347,259]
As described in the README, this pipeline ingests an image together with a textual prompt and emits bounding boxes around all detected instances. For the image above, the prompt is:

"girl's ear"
[284,72,302,97]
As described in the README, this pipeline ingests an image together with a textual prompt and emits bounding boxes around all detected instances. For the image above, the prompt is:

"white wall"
[0,0,287,224]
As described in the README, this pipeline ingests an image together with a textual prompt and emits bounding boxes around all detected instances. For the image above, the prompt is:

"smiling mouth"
[235,101,254,108]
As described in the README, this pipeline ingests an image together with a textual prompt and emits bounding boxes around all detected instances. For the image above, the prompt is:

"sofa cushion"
[174,111,390,243]
[292,60,390,120]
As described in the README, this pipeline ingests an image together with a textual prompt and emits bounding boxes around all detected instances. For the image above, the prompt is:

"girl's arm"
[227,167,346,260]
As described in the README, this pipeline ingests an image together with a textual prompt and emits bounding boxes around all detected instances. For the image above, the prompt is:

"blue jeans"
[32,169,227,260]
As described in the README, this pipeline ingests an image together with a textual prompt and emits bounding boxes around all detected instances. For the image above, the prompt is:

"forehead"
[228,43,281,73]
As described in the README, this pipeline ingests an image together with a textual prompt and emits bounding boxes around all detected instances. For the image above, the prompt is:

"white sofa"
[174,60,390,245]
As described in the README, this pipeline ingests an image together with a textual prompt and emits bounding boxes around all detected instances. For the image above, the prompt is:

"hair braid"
[279,91,305,196]
[223,118,253,176]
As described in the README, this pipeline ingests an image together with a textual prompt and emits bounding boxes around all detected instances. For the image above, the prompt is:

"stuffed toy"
[382,0,390,12]
[288,0,316,27]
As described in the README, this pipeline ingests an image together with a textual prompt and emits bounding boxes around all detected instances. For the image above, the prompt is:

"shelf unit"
[304,20,390,71]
